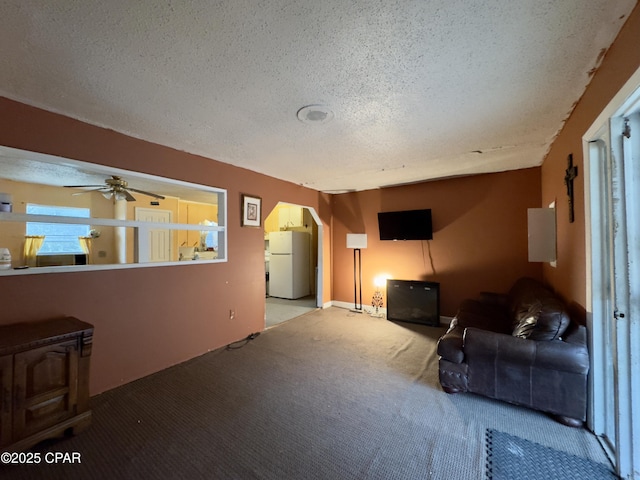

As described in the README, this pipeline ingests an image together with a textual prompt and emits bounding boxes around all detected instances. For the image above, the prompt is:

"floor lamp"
[346,234,367,313]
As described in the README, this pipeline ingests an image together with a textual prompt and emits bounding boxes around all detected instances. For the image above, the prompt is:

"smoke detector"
[297,105,334,124]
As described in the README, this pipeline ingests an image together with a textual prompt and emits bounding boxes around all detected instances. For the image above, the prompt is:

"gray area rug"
[485,429,617,480]
[0,307,610,479]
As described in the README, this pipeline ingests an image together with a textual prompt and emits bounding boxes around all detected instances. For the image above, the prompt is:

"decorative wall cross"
[564,154,578,223]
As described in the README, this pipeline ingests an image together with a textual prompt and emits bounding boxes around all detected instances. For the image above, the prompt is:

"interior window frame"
[0,146,227,276]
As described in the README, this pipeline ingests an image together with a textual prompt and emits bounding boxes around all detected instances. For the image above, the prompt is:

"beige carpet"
[0,307,610,480]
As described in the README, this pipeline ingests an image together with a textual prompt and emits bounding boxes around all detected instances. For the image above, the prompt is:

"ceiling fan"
[64,176,165,202]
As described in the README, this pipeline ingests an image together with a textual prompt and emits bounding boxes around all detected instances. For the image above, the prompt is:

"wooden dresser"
[0,317,93,452]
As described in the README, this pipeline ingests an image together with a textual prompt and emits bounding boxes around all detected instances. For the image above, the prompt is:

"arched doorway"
[264,202,323,327]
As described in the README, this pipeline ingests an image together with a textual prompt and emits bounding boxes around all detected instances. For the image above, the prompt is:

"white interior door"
[135,208,172,262]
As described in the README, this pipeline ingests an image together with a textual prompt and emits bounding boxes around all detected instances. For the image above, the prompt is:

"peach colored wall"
[0,97,332,395]
[541,4,640,309]
[7,2,637,394]
[332,168,543,317]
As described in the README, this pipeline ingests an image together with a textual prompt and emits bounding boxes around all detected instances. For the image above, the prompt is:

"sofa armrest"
[563,323,587,345]
[463,327,589,375]
[437,321,465,364]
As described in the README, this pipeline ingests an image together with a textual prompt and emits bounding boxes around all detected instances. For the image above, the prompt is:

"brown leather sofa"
[437,277,589,427]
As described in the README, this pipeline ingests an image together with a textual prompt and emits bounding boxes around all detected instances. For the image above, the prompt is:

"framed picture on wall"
[241,194,262,227]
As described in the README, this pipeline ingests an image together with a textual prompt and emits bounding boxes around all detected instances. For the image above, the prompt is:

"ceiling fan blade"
[127,188,165,200]
[64,184,107,188]
[71,188,107,195]
[122,190,137,202]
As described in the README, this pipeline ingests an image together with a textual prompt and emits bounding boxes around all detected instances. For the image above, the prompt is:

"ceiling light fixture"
[297,105,334,124]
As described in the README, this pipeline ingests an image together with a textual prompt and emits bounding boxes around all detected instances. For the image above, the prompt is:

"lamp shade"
[346,233,367,249]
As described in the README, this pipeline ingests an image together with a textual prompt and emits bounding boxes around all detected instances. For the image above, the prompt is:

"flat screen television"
[378,209,432,241]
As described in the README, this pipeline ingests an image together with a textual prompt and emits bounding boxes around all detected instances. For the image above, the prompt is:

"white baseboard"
[330,300,350,310]
[329,300,452,326]
[328,301,378,314]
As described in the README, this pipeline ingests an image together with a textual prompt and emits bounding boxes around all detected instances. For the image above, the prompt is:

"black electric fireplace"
[386,279,440,327]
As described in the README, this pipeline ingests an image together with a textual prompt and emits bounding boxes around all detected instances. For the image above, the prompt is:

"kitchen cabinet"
[278,206,303,229]
[0,355,11,446]
[0,317,93,453]
[177,201,219,248]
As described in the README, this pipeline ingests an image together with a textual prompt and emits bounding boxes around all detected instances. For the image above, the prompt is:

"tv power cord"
[226,332,261,350]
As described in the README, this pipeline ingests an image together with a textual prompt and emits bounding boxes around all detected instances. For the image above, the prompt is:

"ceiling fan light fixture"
[297,105,334,124]
[66,175,162,202]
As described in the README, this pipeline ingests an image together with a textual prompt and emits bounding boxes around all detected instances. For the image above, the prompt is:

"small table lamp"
[371,275,388,317]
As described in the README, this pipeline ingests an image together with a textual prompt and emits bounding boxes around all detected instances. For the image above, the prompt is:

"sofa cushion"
[506,277,571,341]
[512,297,570,341]
[456,299,511,333]
[508,277,552,321]
[512,301,542,339]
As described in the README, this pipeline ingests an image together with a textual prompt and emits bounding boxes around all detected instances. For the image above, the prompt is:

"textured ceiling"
[0,1,636,192]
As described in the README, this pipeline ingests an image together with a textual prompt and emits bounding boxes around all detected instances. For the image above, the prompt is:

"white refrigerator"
[268,231,310,299]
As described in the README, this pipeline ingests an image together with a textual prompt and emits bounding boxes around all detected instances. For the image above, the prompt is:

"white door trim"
[583,64,640,480]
